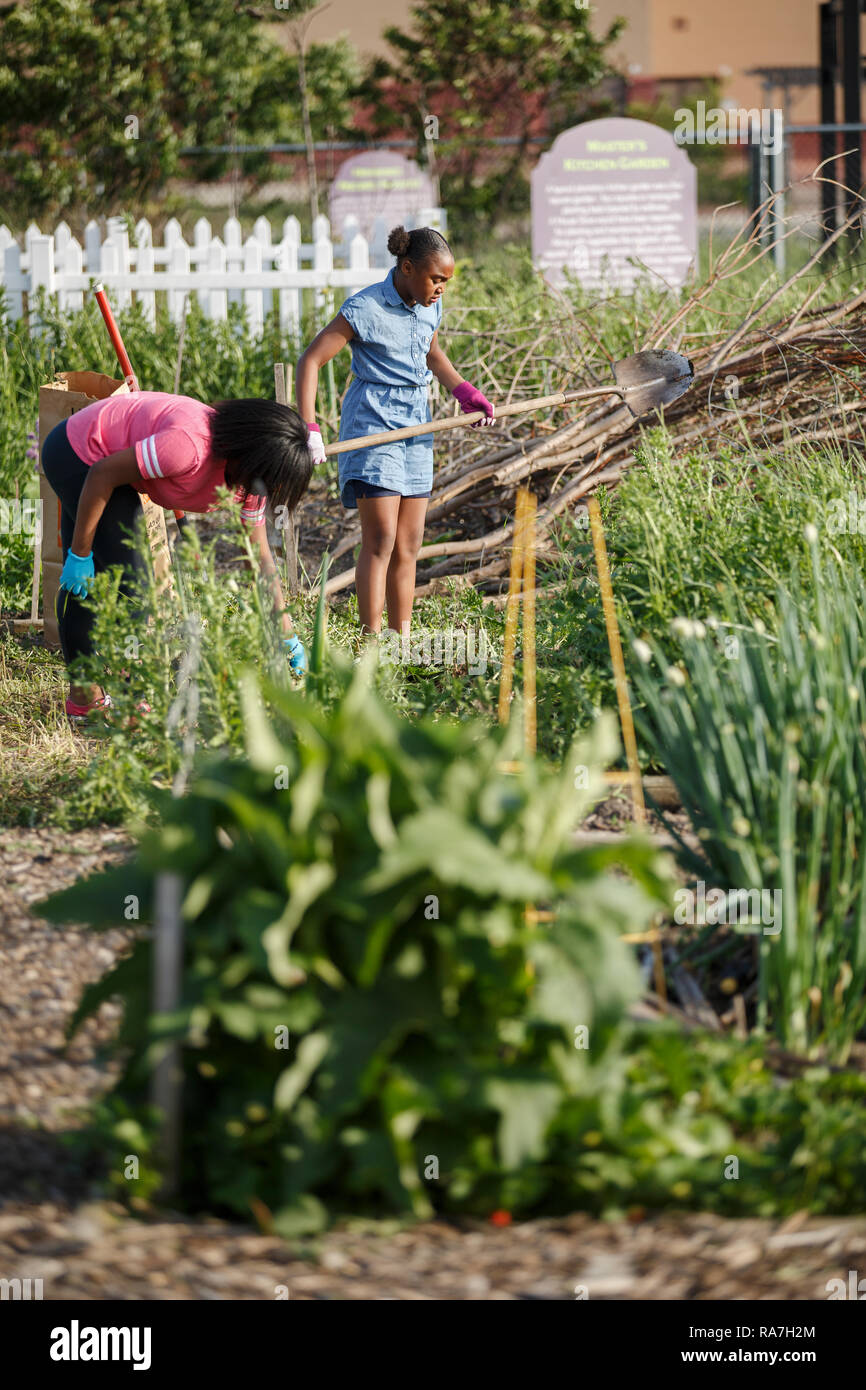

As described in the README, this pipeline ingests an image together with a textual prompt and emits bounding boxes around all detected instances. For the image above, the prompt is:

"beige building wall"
[301,0,410,57]
[305,0,851,126]
[590,0,828,122]
[590,0,651,72]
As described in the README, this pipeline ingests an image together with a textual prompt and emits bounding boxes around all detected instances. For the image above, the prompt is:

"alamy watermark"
[49,1322,151,1370]
[823,493,866,535]
[674,879,781,935]
[674,102,783,156]
[378,626,490,675]
[826,1269,866,1299]
[1,1276,43,1299]
[0,497,42,543]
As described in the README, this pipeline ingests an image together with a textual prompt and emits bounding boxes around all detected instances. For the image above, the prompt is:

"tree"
[361,0,624,236]
[257,11,360,228]
[270,2,332,229]
[212,31,360,221]
[0,0,357,227]
[0,0,261,221]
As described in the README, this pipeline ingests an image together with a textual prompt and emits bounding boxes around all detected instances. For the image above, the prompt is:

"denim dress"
[337,267,442,509]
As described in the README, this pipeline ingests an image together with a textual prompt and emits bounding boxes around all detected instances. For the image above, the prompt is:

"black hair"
[208,398,313,514]
[387,224,452,267]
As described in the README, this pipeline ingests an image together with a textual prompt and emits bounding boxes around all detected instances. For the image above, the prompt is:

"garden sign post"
[532,117,697,292]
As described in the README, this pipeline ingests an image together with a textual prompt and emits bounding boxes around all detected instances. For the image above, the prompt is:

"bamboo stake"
[519,489,537,946]
[151,870,184,1199]
[522,488,537,755]
[495,486,543,931]
[498,487,528,725]
[274,362,299,594]
[29,512,42,624]
[587,497,645,826]
[586,495,666,1003]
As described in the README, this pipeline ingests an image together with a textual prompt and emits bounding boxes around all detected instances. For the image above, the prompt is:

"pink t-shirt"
[65,391,267,528]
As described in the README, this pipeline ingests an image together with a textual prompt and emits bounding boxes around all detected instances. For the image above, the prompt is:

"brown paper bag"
[38,372,172,648]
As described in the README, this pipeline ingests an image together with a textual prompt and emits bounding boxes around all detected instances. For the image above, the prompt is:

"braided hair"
[387,224,451,265]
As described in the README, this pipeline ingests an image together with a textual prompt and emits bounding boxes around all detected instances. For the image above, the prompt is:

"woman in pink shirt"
[41,392,314,721]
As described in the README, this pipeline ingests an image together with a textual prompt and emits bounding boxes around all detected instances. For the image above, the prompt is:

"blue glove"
[283,633,307,675]
[59,550,95,597]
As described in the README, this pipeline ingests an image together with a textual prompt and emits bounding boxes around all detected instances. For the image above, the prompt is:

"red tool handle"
[93,282,138,390]
[92,282,186,525]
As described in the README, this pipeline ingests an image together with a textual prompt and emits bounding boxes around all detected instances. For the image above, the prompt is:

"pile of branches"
[318,192,866,601]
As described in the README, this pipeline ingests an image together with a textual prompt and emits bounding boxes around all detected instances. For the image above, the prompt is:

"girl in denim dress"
[296,225,494,638]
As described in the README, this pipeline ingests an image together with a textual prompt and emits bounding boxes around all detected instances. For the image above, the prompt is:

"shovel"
[323,349,694,456]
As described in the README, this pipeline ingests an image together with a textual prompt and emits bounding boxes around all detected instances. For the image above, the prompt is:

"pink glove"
[452,380,495,428]
[306,422,327,466]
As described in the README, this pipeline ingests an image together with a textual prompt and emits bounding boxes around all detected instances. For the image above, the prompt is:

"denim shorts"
[351,480,432,501]
[339,379,434,509]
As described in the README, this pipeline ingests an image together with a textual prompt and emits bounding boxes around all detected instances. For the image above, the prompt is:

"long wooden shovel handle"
[322,384,625,456]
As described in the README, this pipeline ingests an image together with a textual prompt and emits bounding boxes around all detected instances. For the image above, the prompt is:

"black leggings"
[41,419,147,668]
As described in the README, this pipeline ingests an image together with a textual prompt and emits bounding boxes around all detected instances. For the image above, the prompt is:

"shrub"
[546,1023,866,1218]
[36,663,671,1231]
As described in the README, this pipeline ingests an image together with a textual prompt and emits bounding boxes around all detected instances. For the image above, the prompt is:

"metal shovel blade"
[613,350,694,418]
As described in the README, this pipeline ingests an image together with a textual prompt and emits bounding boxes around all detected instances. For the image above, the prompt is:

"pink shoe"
[65,693,113,725]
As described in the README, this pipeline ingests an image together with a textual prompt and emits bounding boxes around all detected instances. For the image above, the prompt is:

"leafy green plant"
[631,539,866,1062]
[36,664,671,1230]
[546,1023,866,1218]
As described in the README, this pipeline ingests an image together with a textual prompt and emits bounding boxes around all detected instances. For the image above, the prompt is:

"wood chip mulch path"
[1,1203,864,1301]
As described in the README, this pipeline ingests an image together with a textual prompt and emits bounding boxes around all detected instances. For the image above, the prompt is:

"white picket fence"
[0,209,446,337]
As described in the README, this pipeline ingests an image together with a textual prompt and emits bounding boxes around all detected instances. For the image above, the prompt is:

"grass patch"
[0,631,99,827]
